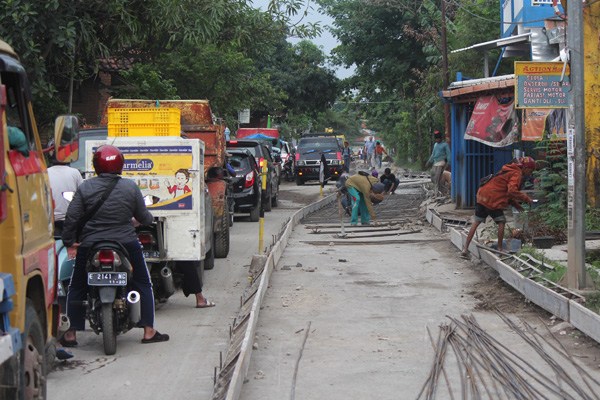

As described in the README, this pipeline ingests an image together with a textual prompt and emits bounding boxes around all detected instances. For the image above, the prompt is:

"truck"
[81,136,214,301]
[0,38,64,399]
[102,99,230,259]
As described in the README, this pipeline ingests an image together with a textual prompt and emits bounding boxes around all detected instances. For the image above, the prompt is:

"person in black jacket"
[61,145,169,345]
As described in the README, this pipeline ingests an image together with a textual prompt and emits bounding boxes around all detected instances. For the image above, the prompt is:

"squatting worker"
[426,130,451,194]
[345,171,379,226]
[461,157,535,258]
[61,145,169,346]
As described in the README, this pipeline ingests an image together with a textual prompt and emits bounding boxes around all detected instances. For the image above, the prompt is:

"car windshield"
[229,155,250,171]
[229,145,258,158]
[298,138,338,150]
[301,148,335,155]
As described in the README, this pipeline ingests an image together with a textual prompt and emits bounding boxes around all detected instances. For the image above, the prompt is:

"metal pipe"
[127,290,141,324]
[160,266,176,297]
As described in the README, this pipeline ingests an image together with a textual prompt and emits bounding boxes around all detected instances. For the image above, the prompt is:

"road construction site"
[212,177,600,400]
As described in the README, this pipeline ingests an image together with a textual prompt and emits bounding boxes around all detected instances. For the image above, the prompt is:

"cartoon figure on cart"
[165,168,191,198]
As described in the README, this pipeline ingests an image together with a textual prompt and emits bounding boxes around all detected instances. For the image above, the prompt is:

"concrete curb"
[426,207,600,344]
[222,193,337,400]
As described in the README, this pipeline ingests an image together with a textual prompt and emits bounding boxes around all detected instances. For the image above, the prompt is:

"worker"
[461,157,535,259]
[345,171,381,226]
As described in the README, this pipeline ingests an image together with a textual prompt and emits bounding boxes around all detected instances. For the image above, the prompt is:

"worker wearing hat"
[461,156,536,259]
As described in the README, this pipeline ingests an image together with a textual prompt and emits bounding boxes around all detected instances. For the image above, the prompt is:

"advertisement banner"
[464,96,519,147]
[120,145,195,210]
[521,108,566,141]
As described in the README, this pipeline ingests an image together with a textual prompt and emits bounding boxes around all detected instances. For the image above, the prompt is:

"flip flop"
[460,252,470,260]
[196,300,216,308]
[56,349,74,360]
[141,331,170,344]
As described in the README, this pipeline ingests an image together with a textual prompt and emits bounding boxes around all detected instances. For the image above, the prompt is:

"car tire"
[264,185,273,212]
[271,191,278,208]
[249,203,260,222]
[296,177,304,186]
[205,234,216,269]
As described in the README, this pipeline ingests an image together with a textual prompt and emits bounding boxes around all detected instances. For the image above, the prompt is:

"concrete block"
[450,228,463,250]
[426,209,433,224]
[521,279,569,321]
[479,248,499,270]
[496,260,524,293]
[432,213,443,232]
[569,300,600,343]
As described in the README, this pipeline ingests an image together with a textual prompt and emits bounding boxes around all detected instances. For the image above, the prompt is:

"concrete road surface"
[240,186,600,400]
[48,181,325,400]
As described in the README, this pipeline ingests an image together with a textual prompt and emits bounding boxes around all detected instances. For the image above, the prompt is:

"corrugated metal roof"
[442,75,515,98]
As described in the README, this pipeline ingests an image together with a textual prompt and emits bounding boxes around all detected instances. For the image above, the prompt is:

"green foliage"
[113,64,179,100]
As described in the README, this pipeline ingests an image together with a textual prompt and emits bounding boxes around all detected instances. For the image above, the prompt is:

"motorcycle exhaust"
[127,291,141,324]
[58,313,71,333]
[160,266,176,297]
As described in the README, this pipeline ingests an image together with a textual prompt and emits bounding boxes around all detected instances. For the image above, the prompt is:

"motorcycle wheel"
[101,303,117,356]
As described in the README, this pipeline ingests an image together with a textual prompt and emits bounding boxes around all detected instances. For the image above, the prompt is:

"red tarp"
[464,96,518,148]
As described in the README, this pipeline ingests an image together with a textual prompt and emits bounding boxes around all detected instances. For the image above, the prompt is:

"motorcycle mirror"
[62,191,75,202]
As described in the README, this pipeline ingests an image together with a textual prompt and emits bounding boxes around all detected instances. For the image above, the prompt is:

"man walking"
[342,141,352,173]
[426,130,451,195]
[364,136,376,168]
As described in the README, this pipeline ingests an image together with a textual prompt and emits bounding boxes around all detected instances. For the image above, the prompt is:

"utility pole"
[440,0,451,143]
[566,0,587,289]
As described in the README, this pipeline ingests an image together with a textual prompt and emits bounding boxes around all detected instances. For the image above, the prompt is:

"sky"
[251,0,355,79]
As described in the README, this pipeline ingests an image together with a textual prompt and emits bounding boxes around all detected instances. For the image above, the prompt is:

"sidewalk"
[238,183,600,399]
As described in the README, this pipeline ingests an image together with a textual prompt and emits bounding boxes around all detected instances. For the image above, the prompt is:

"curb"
[212,193,337,400]
[426,207,600,344]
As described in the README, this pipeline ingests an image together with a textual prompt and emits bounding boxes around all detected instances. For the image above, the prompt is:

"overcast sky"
[251,0,355,79]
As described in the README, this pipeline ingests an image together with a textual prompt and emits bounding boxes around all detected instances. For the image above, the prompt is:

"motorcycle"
[282,157,295,182]
[83,240,140,355]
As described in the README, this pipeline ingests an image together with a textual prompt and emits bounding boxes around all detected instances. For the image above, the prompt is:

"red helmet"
[93,145,124,174]
[517,156,536,170]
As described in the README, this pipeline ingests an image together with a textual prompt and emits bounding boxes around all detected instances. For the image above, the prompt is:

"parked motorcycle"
[282,157,295,182]
[83,240,141,355]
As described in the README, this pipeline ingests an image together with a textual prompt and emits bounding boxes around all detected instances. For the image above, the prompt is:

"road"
[48,181,325,400]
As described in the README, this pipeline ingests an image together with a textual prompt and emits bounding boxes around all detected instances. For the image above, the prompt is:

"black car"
[295,136,344,185]
[227,140,280,211]
[228,149,262,222]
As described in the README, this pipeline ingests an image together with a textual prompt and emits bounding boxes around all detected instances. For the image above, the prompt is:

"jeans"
[67,240,155,330]
[347,186,370,225]
[382,178,400,193]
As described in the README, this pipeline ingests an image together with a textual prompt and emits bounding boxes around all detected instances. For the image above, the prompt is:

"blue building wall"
[501,0,563,37]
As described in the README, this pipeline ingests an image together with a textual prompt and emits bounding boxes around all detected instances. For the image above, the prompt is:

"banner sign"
[521,108,566,141]
[464,96,519,147]
[515,61,570,109]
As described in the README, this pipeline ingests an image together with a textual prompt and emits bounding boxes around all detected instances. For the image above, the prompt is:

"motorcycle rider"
[47,144,83,236]
[61,145,169,345]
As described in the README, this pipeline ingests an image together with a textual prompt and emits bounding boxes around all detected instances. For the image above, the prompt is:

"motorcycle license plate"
[143,250,160,259]
[87,272,127,286]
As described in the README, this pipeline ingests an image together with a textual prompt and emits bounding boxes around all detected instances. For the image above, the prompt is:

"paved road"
[48,181,325,400]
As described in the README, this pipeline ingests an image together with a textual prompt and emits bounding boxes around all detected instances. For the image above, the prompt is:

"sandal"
[196,300,216,308]
[141,331,170,344]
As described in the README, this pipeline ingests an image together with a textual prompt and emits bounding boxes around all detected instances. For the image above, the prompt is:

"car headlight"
[297,160,305,166]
